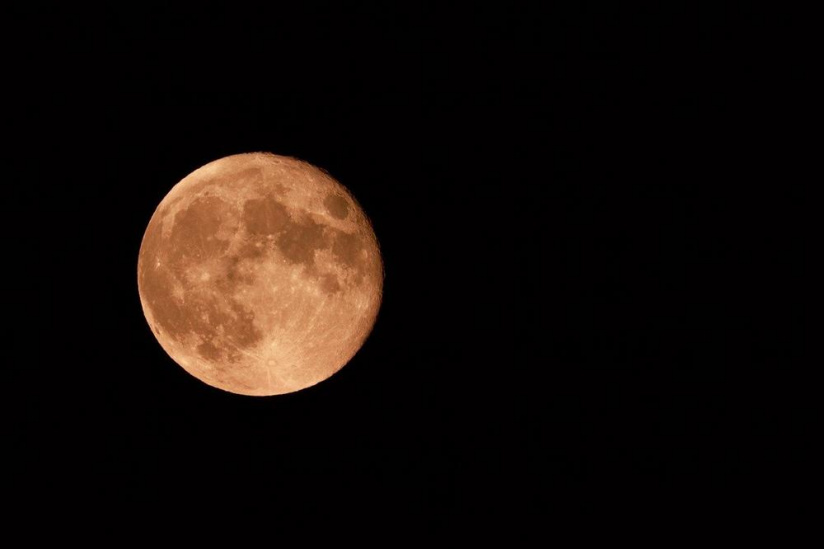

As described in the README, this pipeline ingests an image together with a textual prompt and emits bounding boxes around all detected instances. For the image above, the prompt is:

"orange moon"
[137,153,383,396]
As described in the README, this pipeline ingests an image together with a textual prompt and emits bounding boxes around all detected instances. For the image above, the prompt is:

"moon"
[137,153,383,396]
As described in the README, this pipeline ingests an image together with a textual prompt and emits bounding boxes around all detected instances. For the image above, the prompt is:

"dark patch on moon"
[221,250,258,287]
[139,195,263,362]
[331,231,362,266]
[319,273,342,294]
[244,196,290,236]
[332,231,369,284]
[243,195,330,268]
[197,340,221,361]
[323,193,350,220]
[276,215,328,267]
[143,273,263,360]
[239,195,370,287]
[167,196,235,267]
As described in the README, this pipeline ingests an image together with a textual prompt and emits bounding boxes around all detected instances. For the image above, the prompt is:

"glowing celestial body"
[137,153,383,396]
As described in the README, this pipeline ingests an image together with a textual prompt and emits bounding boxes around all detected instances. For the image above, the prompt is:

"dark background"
[7,3,821,536]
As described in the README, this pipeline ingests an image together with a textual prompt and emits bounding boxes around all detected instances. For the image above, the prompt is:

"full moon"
[137,153,383,396]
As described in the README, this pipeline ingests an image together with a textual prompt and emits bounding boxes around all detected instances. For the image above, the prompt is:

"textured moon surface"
[137,153,383,396]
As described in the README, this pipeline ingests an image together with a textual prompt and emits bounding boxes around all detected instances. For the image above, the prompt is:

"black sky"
[8,3,822,537]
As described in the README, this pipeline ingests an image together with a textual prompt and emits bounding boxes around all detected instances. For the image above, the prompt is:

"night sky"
[9,4,821,536]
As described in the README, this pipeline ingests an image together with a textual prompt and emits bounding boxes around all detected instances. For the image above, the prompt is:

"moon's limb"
[137,153,383,396]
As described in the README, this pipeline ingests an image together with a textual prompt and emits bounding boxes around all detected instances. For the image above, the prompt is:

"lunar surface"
[137,153,383,396]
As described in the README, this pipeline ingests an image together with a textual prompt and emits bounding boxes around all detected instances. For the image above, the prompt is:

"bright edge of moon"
[137,152,384,396]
